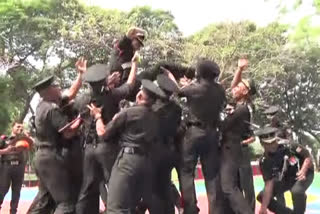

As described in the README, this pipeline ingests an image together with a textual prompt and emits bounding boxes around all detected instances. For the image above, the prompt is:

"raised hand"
[87,103,102,120]
[75,57,87,74]
[107,72,121,88]
[179,76,192,87]
[238,58,249,71]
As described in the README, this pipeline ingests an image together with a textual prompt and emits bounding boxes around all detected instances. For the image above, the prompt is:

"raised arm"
[65,57,87,100]
[126,52,139,86]
[231,58,248,89]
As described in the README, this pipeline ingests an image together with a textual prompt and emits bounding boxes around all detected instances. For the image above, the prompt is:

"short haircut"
[196,60,220,80]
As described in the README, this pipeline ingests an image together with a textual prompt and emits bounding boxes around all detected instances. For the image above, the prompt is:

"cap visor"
[277,138,289,145]
[261,137,277,144]
[137,38,144,46]
[241,79,250,90]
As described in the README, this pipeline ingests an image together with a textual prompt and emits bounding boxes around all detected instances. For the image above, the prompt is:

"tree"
[0,1,184,132]
[266,0,320,46]
[0,0,88,131]
[183,21,288,81]
[259,46,320,144]
[183,20,320,147]
[0,0,61,130]
[125,6,184,69]
[1,0,319,149]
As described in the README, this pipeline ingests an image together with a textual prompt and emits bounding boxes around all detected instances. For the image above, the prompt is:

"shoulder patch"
[1,135,7,140]
[260,156,266,163]
[49,102,59,109]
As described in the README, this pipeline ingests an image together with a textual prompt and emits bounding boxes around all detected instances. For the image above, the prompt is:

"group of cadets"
[0,26,314,214]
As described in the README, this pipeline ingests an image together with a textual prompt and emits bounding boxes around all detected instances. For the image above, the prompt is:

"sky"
[83,0,317,36]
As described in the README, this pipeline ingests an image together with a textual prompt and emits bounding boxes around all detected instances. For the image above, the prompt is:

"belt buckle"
[11,161,19,165]
[124,147,134,154]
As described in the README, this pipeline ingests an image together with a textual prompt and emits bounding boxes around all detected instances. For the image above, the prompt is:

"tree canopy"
[0,0,319,155]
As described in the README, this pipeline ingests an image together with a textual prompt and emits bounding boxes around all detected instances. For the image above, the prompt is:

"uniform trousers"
[27,142,83,214]
[257,170,314,214]
[148,141,179,214]
[107,148,152,214]
[32,149,74,214]
[0,160,25,214]
[239,146,255,212]
[179,126,223,214]
[220,142,253,214]
[76,143,118,214]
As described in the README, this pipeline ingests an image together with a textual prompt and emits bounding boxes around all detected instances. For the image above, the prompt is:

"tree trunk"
[18,92,36,123]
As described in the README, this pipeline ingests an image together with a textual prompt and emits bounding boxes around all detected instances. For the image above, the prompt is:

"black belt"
[187,121,211,129]
[1,160,21,165]
[84,136,102,145]
[123,147,147,156]
[242,145,249,148]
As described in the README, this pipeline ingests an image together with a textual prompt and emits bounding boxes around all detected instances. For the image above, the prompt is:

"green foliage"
[270,0,320,46]
[184,19,320,148]
[294,0,303,10]
[0,0,85,131]
[314,0,320,13]
[289,15,320,45]
[124,6,183,69]
[258,46,320,143]
[0,0,183,132]
[183,21,288,83]
[127,6,179,37]
[0,0,319,152]
[0,76,12,132]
